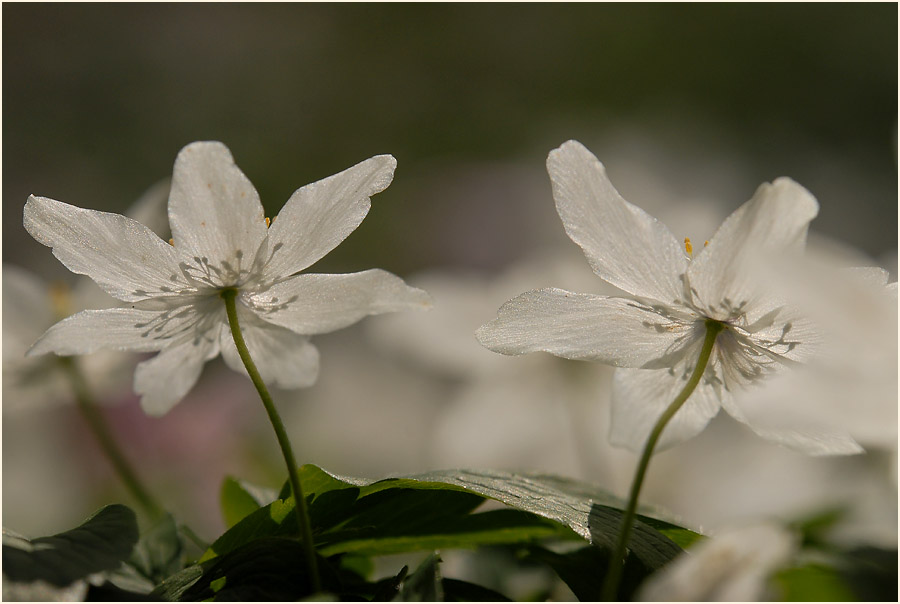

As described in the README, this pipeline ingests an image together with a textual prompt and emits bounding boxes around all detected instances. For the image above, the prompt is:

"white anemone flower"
[24,141,430,416]
[477,140,861,455]
[637,522,798,601]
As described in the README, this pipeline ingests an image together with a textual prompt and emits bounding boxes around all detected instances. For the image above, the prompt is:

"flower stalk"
[58,356,163,519]
[602,319,725,601]
[221,288,321,592]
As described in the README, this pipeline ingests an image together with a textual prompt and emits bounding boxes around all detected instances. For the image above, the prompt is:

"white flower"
[637,522,797,601]
[24,141,430,416]
[366,255,634,484]
[477,140,861,455]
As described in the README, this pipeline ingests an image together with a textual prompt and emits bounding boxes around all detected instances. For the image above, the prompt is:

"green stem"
[221,288,321,593]
[59,356,163,519]
[601,319,725,601]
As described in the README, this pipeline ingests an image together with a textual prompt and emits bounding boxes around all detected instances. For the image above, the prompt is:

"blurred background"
[3,2,897,556]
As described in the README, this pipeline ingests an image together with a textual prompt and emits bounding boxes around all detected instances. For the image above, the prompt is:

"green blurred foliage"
[4,4,896,274]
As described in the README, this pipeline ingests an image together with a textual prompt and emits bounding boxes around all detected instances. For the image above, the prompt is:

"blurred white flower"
[478,140,860,455]
[2,265,126,412]
[638,522,797,601]
[24,141,429,416]
[366,253,636,485]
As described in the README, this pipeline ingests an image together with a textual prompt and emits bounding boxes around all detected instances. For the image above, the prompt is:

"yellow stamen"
[48,282,73,320]
[168,238,175,246]
[684,237,693,256]
[704,240,709,247]
[265,216,271,228]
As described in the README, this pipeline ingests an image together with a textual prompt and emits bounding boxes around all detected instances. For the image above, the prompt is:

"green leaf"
[398,470,699,545]
[203,465,362,562]
[345,467,702,556]
[522,544,607,601]
[282,463,361,500]
[309,486,362,531]
[368,565,409,601]
[835,546,898,601]
[320,507,573,556]
[201,498,296,562]
[522,543,652,601]
[586,504,682,569]
[775,563,856,601]
[129,513,184,583]
[100,562,156,597]
[206,465,698,570]
[337,554,375,580]
[775,547,897,602]
[156,537,369,601]
[183,537,319,601]
[636,515,705,550]
[788,506,847,548]
[397,553,443,601]
[393,468,696,568]
[206,470,578,562]
[2,504,139,587]
[150,563,205,601]
[220,476,277,529]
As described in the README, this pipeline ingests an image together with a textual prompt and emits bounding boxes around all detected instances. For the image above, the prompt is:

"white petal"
[28,308,184,356]
[723,387,864,457]
[741,423,864,457]
[710,325,802,396]
[744,310,821,365]
[609,361,723,453]
[638,523,796,602]
[843,266,891,288]
[134,336,219,416]
[687,177,819,320]
[247,269,431,335]
[547,141,688,304]
[477,288,700,368]
[262,155,396,280]
[167,142,268,288]
[23,195,186,302]
[219,303,320,389]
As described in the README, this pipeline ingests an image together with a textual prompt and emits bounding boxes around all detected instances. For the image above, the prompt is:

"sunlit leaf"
[319,507,571,556]
[204,465,698,572]
[221,477,278,529]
